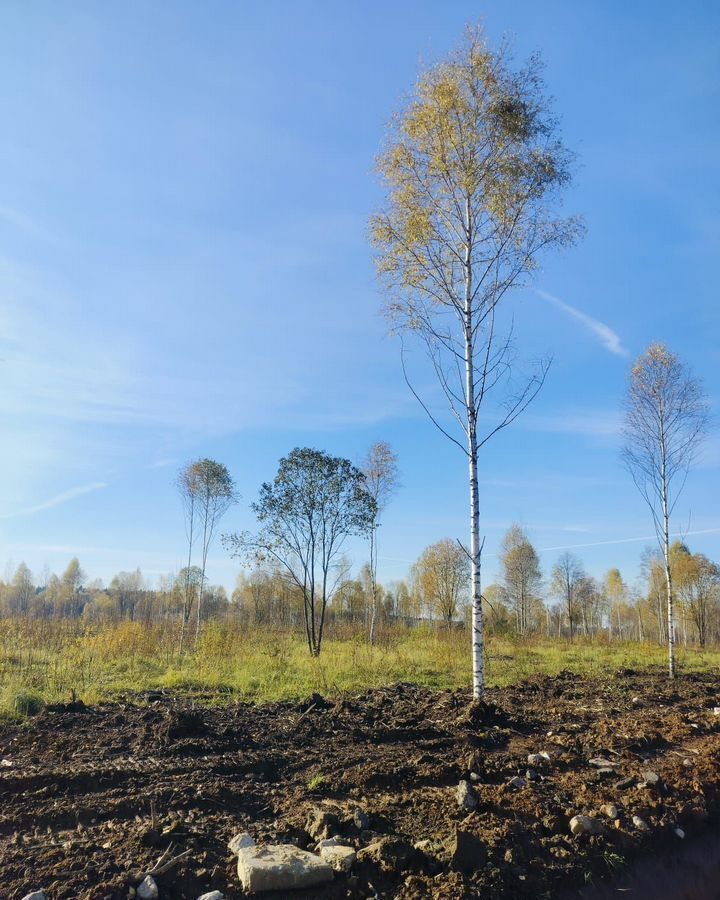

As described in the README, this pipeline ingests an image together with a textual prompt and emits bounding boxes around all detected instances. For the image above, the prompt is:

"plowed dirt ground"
[1,669,719,899]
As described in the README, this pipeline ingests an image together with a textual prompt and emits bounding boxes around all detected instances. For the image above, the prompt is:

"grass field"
[2,618,719,719]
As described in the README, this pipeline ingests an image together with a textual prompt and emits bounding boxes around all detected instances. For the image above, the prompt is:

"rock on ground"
[228,832,255,854]
[137,875,159,900]
[21,893,46,900]
[614,775,636,790]
[527,751,551,767]
[569,815,602,836]
[197,893,224,900]
[236,844,334,893]
[317,841,356,873]
[588,756,617,768]
[456,779,478,810]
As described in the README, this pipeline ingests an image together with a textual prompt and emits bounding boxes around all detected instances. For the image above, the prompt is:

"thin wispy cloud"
[380,526,720,572]
[0,204,50,239]
[0,482,108,519]
[0,256,409,436]
[536,526,720,555]
[149,458,178,469]
[536,289,629,357]
[529,523,592,534]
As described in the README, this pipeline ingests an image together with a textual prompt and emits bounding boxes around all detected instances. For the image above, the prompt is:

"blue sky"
[0,1,718,594]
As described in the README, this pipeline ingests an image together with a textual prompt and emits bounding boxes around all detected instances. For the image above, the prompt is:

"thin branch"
[400,341,469,455]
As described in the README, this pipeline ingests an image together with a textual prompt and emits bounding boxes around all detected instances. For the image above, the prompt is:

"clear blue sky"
[0,1,718,594]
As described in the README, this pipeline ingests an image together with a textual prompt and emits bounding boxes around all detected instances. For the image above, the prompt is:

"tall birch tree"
[371,27,581,697]
[177,461,200,654]
[622,343,708,677]
[550,551,584,640]
[360,441,399,644]
[500,524,543,635]
[192,459,238,646]
[178,458,238,649]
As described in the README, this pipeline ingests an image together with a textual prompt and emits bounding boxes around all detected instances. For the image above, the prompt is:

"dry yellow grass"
[1,618,718,718]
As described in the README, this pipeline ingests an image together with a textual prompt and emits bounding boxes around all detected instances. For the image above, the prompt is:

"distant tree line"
[0,558,229,625]
[2,528,717,649]
[482,526,720,648]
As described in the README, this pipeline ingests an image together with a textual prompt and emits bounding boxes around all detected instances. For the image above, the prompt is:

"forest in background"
[1,525,718,647]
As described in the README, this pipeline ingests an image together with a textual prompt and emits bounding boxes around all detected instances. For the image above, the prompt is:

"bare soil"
[1,669,719,899]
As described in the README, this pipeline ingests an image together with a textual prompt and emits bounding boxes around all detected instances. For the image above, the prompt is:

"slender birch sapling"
[621,343,709,677]
[177,458,238,649]
[360,441,399,644]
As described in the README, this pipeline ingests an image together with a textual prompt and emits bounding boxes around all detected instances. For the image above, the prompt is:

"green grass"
[307,773,327,791]
[0,618,719,719]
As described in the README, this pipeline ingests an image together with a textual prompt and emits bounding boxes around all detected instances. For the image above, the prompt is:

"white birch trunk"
[469,432,483,699]
[661,443,675,677]
[179,496,194,656]
[368,524,378,645]
[464,201,484,699]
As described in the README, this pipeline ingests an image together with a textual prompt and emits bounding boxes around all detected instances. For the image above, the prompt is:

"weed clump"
[307,773,326,791]
[12,691,44,717]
